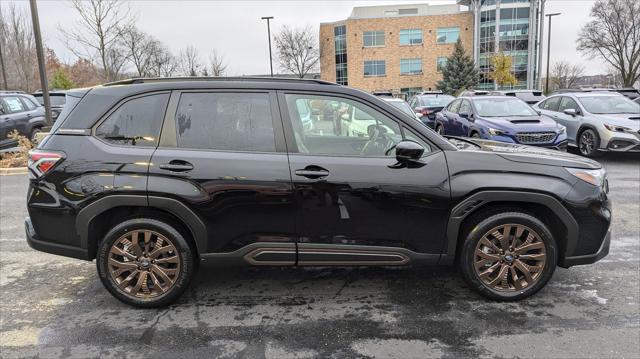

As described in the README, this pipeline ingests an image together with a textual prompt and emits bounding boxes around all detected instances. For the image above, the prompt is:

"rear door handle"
[159,160,194,172]
[295,166,329,179]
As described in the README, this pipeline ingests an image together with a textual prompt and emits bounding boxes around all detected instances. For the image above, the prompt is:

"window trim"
[157,89,287,154]
[91,91,171,149]
[436,27,461,44]
[399,29,423,46]
[400,58,422,75]
[362,30,385,48]
[277,90,441,157]
[363,60,386,77]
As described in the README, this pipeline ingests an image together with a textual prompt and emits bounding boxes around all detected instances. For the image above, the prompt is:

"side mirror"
[395,140,425,163]
[415,111,424,118]
[460,112,473,120]
[563,108,577,117]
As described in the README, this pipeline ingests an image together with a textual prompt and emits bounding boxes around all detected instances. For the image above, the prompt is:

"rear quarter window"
[95,93,170,147]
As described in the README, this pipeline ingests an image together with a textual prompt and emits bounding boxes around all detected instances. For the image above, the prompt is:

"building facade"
[320,1,544,95]
[320,4,474,98]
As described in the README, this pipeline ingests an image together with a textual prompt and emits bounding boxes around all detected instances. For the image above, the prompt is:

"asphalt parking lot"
[0,153,638,359]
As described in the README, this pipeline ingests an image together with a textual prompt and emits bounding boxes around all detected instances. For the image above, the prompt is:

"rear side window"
[21,96,37,110]
[95,93,169,147]
[540,96,560,111]
[175,92,276,152]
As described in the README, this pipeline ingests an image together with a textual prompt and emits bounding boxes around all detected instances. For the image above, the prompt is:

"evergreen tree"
[50,69,74,90]
[436,39,478,95]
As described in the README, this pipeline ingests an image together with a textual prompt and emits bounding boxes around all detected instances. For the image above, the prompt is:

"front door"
[279,92,451,263]
[148,90,296,260]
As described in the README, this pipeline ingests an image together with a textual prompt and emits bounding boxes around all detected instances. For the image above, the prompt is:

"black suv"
[26,78,612,307]
[1,91,47,147]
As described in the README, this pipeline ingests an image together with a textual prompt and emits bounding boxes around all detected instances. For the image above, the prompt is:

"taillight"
[28,150,64,177]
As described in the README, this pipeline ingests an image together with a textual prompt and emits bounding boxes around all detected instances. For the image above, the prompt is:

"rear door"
[555,96,583,142]
[1,96,27,137]
[148,90,296,258]
[440,99,461,134]
[279,91,451,263]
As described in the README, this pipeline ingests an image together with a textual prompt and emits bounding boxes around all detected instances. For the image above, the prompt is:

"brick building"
[320,1,545,97]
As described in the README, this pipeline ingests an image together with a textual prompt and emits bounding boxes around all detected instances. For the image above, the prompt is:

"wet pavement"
[0,153,638,358]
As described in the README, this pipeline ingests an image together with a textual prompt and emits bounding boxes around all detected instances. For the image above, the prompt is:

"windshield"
[578,95,640,114]
[474,98,539,117]
[387,101,415,117]
[419,95,455,107]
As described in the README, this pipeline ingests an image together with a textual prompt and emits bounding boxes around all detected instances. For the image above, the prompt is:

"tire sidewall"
[96,218,194,308]
[579,128,601,157]
[460,212,557,301]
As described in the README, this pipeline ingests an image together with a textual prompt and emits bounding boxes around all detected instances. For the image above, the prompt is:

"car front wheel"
[578,128,601,157]
[97,218,195,308]
[459,211,557,300]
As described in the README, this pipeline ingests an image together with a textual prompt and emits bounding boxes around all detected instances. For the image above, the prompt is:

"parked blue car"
[433,95,568,150]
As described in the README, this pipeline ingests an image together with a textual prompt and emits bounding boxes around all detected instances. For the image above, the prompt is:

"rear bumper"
[25,216,90,260]
[560,228,610,267]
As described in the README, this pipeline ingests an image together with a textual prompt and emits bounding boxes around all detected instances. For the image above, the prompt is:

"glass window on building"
[401,87,423,98]
[334,25,348,85]
[363,30,385,47]
[400,58,422,75]
[437,57,448,72]
[364,60,386,77]
[399,29,423,45]
[436,27,460,44]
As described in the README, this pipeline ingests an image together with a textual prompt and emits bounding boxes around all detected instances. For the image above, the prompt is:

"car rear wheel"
[97,218,195,308]
[459,211,557,300]
[578,128,601,157]
[435,124,444,135]
[471,132,481,138]
[30,127,41,144]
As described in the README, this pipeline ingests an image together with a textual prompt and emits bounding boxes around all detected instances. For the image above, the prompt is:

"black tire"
[435,124,444,135]
[97,218,195,308]
[471,132,481,138]
[578,128,601,157]
[29,127,42,144]
[459,211,557,301]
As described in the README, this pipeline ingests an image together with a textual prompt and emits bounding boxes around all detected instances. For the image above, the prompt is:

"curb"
[0,167,28,175]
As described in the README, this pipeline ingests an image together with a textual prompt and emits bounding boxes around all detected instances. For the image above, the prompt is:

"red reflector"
[28,150,64,177]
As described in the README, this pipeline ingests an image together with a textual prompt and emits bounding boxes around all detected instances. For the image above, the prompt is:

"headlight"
[488,128,505,136]
[557,125,566,134]
[566,167,606,186]
[604,123,632,133]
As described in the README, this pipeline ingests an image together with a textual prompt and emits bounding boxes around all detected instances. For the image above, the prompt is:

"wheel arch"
[440,191,578,266]
[76,195,207,260]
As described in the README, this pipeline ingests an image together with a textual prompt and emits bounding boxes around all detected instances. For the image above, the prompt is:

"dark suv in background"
[1,91,47,148]
[26,78,611,307]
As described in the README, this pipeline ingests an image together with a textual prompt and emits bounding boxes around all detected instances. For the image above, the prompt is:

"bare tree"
[551,61,585,89]
[61,0,134,82]
[0,4,38,91]
[120,25,161,77]
[208,50,227,76]
[577,0,640,87]
[178,45,202,76]
[149,46,178,77]
[274,25,320,78]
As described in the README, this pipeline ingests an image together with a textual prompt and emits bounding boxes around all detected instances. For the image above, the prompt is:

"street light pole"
[261,16,274,77]
[29,0,52,127]
[545,12,561,95]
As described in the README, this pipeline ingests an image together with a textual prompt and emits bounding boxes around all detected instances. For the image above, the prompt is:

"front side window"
[578,95,640,114]
[401,87,423,98]
[458,100,472,115]
[95,93,169,147]
[437,57,448,72]
[400,58,422,75]
[399,29,422,45]
[175,92,276,152]
[363,30,385,47]
[364,60,386,76]
[3,97,26,113]
[540,96,561,111]
[447,99,461,113]
[284,94,405,157]
[559,97,580,112]
[437,27,460,44]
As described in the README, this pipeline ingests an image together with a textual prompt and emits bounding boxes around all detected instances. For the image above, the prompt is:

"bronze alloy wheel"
[473,223,546,292]
[108,230,181,299]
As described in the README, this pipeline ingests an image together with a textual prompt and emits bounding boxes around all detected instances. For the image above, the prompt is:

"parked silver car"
[534,92,640,157]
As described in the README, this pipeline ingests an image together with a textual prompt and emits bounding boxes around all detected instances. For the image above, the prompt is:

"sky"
[7,0,606,76]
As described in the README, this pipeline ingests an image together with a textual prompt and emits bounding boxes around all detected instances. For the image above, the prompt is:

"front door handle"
[159,160,194,172]
[295,166,329,179]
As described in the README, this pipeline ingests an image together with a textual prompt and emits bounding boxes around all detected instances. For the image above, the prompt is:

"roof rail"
[103,77,338,87]
[0,90,26,94]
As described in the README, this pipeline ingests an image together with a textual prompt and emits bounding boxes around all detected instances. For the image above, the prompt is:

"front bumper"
[600,131,640,152]
[560,228,610,267]
[25,216,90,260]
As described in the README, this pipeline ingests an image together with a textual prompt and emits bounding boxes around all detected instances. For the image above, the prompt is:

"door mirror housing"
[563,108,577,117]
[460,111,473,120]
[395,140,425,163]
